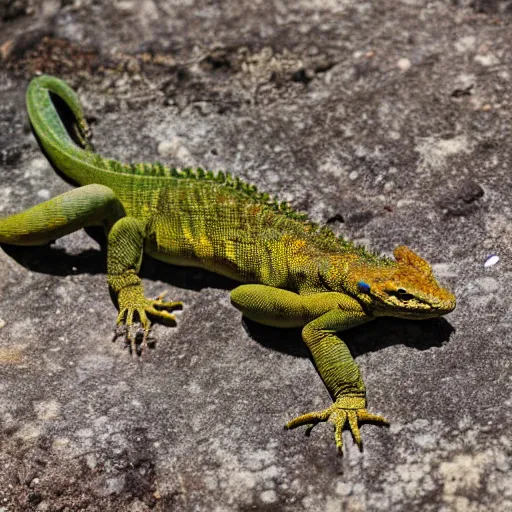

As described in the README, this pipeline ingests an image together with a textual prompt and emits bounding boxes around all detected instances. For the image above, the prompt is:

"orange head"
[352,246,456,319]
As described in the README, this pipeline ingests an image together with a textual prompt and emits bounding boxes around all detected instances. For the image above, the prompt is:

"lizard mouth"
[374,293,456,318]
[392,308,448,319]
[392,299,455,318]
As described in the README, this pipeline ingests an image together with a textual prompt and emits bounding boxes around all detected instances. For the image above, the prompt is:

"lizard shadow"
[242,315,455,360]
[2,232,455,360]
[1,243,105,276]
[1,228,238,290]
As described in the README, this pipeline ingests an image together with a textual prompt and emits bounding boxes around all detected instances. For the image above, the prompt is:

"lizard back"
[27,75,390,289]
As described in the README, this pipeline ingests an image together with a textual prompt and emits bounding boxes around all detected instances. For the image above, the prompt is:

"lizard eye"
[395,288,414,301]
[386,288,414,301]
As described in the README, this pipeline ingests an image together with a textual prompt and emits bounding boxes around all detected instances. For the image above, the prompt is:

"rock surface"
[0,1,511,511]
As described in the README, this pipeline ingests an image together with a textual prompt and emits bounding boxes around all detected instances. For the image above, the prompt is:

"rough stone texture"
[0,1,511,511]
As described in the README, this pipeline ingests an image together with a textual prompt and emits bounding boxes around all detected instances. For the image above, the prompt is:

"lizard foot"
[285,396,388,453]
[114,287,183,355]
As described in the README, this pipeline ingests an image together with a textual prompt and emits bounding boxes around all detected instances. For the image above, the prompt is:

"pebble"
[397,58,411,71]
[483,255,499,268]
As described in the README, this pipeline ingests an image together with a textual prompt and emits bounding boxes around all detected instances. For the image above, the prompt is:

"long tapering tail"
[26,75,103,185]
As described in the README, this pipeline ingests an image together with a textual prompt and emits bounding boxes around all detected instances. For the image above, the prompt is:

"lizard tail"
[26,75,104,185]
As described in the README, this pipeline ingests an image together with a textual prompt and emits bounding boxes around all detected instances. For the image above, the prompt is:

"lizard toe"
[146,306,177,325]
[347,410,362,448]
[357,410,389,425]
[151,299,183,312]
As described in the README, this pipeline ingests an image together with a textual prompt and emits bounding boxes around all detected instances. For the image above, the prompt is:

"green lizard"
[0,75,456,452]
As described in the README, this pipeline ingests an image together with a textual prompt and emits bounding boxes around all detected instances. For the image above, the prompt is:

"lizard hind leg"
[0,184,124,246]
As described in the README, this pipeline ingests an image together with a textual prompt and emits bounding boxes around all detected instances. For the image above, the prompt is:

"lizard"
[0,75,456,452]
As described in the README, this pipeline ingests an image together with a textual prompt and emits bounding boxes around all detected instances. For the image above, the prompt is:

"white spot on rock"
[115,0,136,12]
[24,158,48,178]
[383,180,395,192]
[413,433,437,449]
[10,318,36,342]
[157,138,196,167]
[202,444,283,506]
[15,423,41,441]
[474,53,499,67]
[319,156,347,178]
[335,481,352,496]
[396,199,417,208]
[76,428,94,438]
[397,57,411,71]
[454,35,476,53]
[52,437,70,449]
[0,187,12,212]
[103,476,126,496]
[37,189,51,200]
[187,381,202,395]
[85,453,97,469]
[260,490,277,503]
[474,277,499,293]
[34,400,60,421]
[266,171,280,184]
[439,453,489,502]
[415,135,472,171]
[431,263,458,279]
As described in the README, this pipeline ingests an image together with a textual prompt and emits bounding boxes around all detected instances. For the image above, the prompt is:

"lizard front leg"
[287,308,389,452]
[107,216,182,351]
[231,284,388,452]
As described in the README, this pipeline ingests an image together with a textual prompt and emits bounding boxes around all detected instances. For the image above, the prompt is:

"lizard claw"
[112,323,149,357]
[114,286,183,356]
[285,395,388,453]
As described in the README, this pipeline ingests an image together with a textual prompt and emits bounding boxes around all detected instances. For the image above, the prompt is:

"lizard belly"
[145,245,249,282]
[146,218,290,286]
[145,207,294,287]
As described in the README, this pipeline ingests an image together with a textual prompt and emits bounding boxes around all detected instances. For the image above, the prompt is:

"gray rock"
[0,1,511,511]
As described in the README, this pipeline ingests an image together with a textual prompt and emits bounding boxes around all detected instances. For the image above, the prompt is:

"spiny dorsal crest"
[95,155,388,263]
[97,156,310,221]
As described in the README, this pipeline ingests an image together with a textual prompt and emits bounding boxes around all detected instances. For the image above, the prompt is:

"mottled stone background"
[0,1,511,511]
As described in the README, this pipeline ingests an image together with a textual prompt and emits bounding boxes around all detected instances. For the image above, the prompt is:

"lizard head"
[353,246,456,319]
